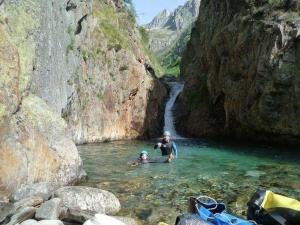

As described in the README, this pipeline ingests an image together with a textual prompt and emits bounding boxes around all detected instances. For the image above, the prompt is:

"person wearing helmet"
[128,150,150,167]
[154,131,178,163]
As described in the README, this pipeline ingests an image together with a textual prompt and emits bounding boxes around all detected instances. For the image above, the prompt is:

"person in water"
[128,150,150,167]
[154,131,178,163]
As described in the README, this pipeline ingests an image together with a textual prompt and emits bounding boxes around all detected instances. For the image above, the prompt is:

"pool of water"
[78,139,300,225]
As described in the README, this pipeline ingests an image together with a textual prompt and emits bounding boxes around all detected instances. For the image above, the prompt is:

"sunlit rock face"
[178,0,300,144]
[0,0,166,198]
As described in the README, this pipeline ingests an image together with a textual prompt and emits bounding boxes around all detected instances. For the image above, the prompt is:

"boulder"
[37,220,64,225]
[20,219,39,225]
[11,182,56,202]
[176,214,211,225]
[35,198,62,220]
[54,186,120,215]
[83,214,125,225]
[6,206,36,225]
[14,196,44,211]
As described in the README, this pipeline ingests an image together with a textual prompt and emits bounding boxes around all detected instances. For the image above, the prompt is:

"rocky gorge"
[0,0,167,200]
[177,0,300,144]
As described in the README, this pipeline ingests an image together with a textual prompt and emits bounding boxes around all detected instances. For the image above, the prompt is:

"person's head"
[163,131,171,142]
[139,150,149,160]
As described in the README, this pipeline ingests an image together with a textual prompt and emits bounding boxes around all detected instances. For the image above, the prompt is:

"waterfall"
[163,82,184,139]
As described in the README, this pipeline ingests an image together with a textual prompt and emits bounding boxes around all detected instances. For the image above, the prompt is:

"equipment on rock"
[247,189,300,225]
[193,196,257,225]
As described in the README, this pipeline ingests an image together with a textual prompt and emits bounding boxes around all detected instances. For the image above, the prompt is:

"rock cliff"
[178,0,300,144]
[0,0,166,198]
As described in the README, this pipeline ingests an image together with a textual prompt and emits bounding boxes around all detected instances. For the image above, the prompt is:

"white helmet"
[163,131,171,136]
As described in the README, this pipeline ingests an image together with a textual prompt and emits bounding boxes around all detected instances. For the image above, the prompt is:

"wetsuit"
[155,140,178,158]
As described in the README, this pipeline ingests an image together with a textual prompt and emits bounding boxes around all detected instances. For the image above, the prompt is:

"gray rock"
[14,196,44,211]
[175,213,211,225]
[0,202,15,224]
[35,198,62,220]
[6,206,36,225]
[37,220,64,225]
[113,216,137,225]
[61,209,94,223]
[54,186,120,215]
[12,183,56,202]
[20,219,39,225]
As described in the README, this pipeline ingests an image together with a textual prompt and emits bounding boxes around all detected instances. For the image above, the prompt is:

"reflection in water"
[78,140,300,225]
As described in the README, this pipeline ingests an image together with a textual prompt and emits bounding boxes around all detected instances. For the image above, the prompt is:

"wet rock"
[20,219,39,225]
[11,182,56,202]
[6,206,36,225]
[37,220,64,225]
[83,214,126,225]
[35,198,62,220]
[175,213,211,225]
[0,202,15,224]
[14,196,44,211]
[54,186,120,215]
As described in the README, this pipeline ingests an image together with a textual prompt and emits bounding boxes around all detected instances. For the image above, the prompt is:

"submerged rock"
[54,186,121,215]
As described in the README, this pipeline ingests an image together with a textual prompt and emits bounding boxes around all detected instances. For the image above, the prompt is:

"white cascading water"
[163,82,184,139]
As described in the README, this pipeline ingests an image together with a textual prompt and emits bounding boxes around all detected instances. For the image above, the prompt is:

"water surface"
[78,139,300,225]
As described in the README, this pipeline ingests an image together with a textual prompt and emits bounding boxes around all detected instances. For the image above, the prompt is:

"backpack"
[247,189,300,225]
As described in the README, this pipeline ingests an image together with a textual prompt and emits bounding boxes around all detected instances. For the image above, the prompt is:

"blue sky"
[132,0,187,25]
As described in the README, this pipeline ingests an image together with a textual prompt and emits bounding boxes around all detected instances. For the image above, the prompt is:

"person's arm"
[172,142,178,158]
[154,143,162,149]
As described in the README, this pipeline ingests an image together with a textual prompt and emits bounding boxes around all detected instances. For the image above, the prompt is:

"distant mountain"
[144,0,201,75]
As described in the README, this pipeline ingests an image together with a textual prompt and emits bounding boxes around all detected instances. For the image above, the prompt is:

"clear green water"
[78,139,300,225]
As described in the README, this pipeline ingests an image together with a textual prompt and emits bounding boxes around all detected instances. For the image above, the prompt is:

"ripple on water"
[78,140,300,225]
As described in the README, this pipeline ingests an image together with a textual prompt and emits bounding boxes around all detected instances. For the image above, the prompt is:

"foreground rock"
[6,206,36,225]
[0,202,15,224]
[20,220,39,225]
[178,0,300,144]
[84,214,126,225]
[12,183,56,202]
[54,186,121,215]
[35,198,62,220]
[37,220,64,225]
[14,196,44,211]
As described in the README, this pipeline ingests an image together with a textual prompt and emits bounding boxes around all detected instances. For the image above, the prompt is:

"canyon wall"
[0,0,166,198]
[178,0,300,144]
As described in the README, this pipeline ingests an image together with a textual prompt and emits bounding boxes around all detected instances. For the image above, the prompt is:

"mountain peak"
[145,0,201,31]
